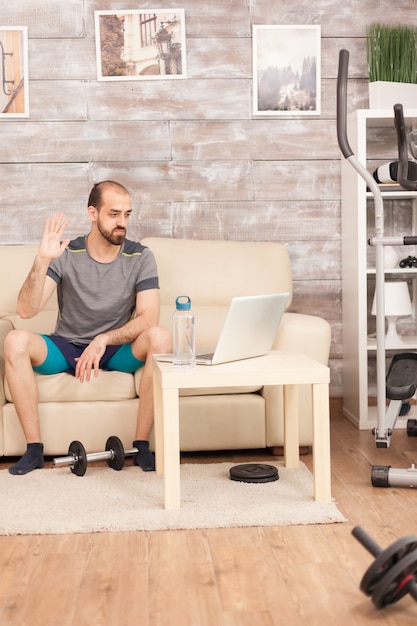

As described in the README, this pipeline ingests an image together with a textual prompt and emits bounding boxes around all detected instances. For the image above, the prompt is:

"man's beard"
[97,221,126,246]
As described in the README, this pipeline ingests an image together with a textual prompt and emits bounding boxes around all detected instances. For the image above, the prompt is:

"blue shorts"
[33,335,145,375]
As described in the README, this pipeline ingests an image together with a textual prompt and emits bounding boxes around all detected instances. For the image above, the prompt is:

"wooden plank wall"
[1,0,416,396]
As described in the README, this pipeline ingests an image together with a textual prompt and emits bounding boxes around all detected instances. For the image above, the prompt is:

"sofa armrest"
[273,312,331,364]
[0,319,13,408]
[264,312,331,447]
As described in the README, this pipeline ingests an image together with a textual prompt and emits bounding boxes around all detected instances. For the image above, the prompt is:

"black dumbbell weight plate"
[229,463,279,483]
[371,549,417,609]
[361,535,417,596]
[106,436,125,471]
[68,440,88,476]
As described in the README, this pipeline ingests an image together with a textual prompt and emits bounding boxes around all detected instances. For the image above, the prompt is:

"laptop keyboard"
[197,352,214,360]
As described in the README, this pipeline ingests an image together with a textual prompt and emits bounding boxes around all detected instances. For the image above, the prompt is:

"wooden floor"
[1,403,417,625]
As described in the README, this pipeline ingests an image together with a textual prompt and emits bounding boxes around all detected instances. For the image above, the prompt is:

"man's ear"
[87,205,98,222]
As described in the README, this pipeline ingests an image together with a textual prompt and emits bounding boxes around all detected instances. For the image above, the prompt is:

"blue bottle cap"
[176,295,191,310]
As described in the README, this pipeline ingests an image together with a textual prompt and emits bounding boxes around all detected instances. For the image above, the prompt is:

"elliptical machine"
[337,49,417,488]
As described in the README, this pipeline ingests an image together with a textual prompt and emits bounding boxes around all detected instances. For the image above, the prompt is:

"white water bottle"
[172,295,195,368]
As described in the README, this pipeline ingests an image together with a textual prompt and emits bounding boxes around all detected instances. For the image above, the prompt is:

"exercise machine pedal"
[386,353,417,401]
[371,353,417,449]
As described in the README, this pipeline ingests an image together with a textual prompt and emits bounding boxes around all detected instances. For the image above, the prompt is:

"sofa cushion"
[5,370,137,403]
[143,237,293,347]
[142,237,293,308]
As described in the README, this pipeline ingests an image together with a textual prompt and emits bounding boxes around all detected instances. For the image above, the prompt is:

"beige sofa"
[0,237,331,458]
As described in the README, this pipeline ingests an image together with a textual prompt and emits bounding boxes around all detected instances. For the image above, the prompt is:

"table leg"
[152,363,164,476]
[161,387,181,510]
[283,384,299,469]
[312,382,331,503]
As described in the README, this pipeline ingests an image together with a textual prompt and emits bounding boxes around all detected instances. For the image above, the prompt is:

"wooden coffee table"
[152,351,331,509]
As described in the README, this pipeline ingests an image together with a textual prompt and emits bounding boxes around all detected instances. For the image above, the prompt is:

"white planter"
[369,81,417,110]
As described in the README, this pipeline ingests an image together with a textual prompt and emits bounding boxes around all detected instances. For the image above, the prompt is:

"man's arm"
[74,288,161,381]
[103,288,160,346]
[17,214,69,319]
[17,261,58,319]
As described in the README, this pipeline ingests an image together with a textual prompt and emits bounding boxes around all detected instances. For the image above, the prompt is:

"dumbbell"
[52,436,138,476]
[352,526,417,609]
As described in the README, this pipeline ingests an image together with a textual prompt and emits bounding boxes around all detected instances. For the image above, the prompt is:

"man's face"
[95,189,132,246]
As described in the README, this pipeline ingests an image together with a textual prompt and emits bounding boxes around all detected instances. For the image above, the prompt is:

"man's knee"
[4,329,29,358]
[149,326,172,351]
[133,325,171,358]
[4,329,46,364]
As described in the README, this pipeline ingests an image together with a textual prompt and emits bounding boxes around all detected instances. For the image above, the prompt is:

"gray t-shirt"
[47,235,159,344]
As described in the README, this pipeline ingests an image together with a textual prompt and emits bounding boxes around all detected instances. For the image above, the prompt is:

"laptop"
[155,292,289,366]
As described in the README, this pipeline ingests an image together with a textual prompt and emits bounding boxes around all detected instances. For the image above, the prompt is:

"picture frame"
[94,9,187,81]
[252,25,321,116]
[0,26,29,118]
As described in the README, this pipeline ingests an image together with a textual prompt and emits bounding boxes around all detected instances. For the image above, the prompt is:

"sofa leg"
[270,445,311,456]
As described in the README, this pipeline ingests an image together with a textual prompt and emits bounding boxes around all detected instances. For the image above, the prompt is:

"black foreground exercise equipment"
[229,463,278,483]
[352,526,417,609]
[52,436,138,476]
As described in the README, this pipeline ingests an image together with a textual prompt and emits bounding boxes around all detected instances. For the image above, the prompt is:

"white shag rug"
[0,461,346,535]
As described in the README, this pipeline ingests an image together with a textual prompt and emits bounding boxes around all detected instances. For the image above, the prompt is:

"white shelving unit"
[341,108,417,430]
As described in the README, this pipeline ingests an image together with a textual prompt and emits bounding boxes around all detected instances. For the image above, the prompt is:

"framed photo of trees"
[252,25,321,116]
[0,26,29,118]
[95,9,186,80]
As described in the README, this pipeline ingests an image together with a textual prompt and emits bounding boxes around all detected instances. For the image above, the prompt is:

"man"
[5,180,171,475]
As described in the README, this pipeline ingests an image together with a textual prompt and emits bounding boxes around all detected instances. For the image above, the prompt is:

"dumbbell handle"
[352,526,383,557]
[52,446,138,468]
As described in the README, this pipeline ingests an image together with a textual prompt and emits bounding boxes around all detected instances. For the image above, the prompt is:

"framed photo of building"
[253,25,321,116]
[95,9,187,80]
[0,26,29,118]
